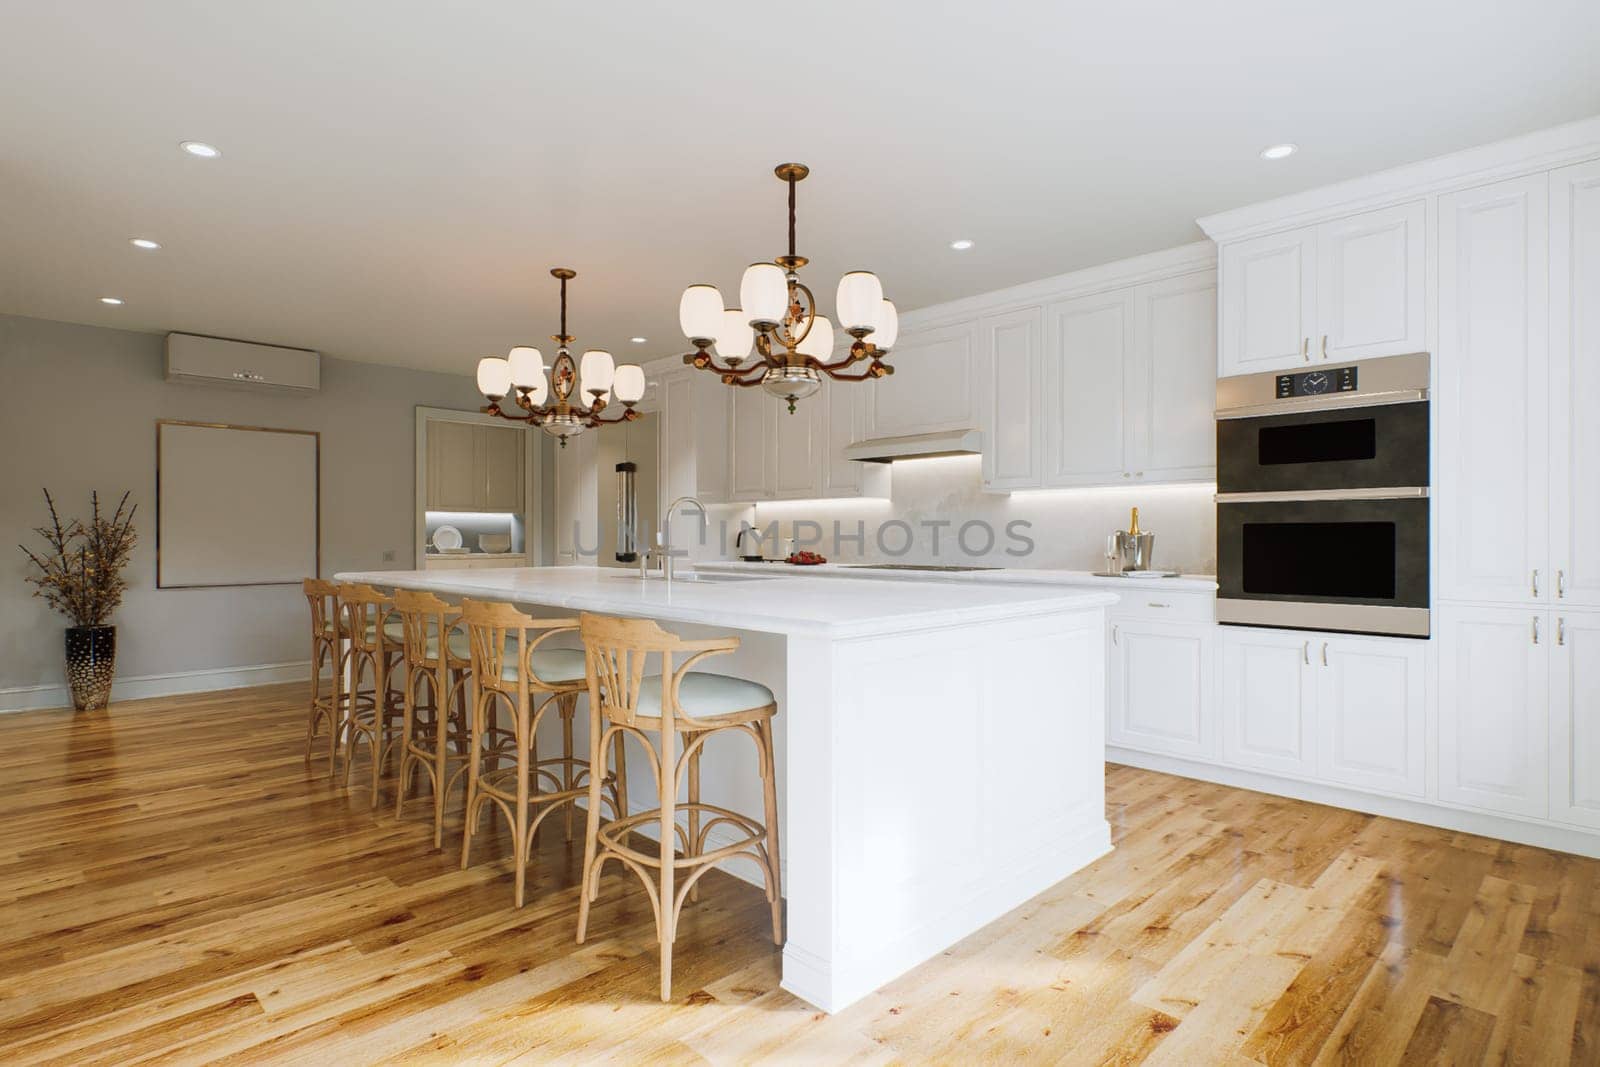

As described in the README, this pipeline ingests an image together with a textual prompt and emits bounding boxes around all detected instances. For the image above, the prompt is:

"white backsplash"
[700,455,1216,574]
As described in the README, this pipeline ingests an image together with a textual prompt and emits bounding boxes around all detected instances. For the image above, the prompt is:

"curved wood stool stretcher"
[336,582,407,806]
[575,611,783,1002]
[459,598,621,908]
[301,578,346,769]
[392,589,473,847]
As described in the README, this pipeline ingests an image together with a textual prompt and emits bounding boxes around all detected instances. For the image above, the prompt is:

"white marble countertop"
[693,560,1219,593]
[333,565,1118,640]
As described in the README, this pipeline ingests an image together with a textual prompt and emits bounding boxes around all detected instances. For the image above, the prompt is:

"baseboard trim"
[1107,746,1600,860]
[0,661,309,713]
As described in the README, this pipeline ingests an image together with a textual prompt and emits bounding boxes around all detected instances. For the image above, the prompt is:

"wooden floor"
[0,684,1595,1065]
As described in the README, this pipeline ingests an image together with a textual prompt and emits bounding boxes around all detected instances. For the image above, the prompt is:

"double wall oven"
[1215,352,1430,638]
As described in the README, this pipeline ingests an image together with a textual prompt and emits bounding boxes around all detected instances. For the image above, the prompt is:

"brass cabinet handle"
[1532,569,1540,598]
[1533,616,1540,645]
[1302,337,1310,363]
[1320,334,1329,360]
[1558,617,1566,646]
[1147,601,1170,608]
[1558,569,1566,598]
[1302,640,1310,665]
[1321,641,1329,667]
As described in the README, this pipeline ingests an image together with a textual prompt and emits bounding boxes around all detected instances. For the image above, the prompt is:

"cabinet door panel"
[866,322,977,437]
[1315,636,1425,796]
[482,425,524,512]
[1107,619,1214,759]
[1437,175,1549,604]
[1132,273,1217,482]
[1550,161,1600,608]
[1438,605,1548,817]
[693,377,731,504]
[1043,290,1132,486]
[427,420,479,512]
[1316,201,1426,362]
[1221,628,1315,776]
[1219,228,1316,376]
[771,392,824,498]
[729,386,770,500]
[979,307,1042,490]
[1551,611,1600,829]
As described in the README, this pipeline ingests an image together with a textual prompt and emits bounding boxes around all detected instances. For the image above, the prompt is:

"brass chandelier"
[476,268,646,446]
[677,163,898,412]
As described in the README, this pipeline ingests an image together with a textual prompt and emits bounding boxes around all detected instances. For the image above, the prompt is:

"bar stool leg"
[394,664,418,819]
[686,731,702,904]
[342,650,363,789]
[657,726,677,1003]
[576,719,606,944]
[758,717,784,945]
[429,665,456,849]
[461,684,484,871]
[513,695,532,908]
[561,694,577,841]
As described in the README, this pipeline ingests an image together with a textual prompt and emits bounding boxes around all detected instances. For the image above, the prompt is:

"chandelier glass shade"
[679,163,897,411]
[477,268,645,446]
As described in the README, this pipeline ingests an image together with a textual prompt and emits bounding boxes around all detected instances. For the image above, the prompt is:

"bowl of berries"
[786,550,827,566]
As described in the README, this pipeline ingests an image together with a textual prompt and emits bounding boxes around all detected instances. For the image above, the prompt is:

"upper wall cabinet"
[1218,202,1425,377]
[977,307,1043,491]
[1026,271,1217,490]
[425,420,525,514]
[865,321,979,439]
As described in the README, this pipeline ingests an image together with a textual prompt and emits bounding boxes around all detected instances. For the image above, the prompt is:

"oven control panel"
[1275,365,1358,398]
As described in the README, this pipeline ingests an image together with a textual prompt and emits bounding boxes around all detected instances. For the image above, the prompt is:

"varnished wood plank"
[0,684,1596,1064]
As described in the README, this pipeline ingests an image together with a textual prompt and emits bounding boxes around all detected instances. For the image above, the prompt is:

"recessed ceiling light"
[130,238,161,250]
[180,140,221,159]
[1259,143,1297,161]
[100,297,124,305]
[949,239,974,251]
[630,336,648,344]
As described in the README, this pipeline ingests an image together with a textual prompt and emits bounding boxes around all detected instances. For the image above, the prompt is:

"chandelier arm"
[587,405,639,427]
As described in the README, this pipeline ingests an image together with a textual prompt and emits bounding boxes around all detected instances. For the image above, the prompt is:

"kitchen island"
[333,565,1116,1013]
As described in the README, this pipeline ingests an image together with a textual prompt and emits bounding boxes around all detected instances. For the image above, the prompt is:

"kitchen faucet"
[657,496,707,585]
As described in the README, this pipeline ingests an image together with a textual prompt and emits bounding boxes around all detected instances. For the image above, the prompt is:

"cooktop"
[847,564,1003,572]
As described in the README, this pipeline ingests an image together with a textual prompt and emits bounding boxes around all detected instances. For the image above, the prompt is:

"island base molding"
[1107,747,1600,860]
[782,609,1112,1014]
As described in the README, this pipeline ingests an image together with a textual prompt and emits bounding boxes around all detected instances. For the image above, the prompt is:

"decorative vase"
[65,625,116,711]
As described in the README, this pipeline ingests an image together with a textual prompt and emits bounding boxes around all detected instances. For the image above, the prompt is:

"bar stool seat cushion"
[498,648,587,685]
[324,619,407,646]
[637,673,775,720]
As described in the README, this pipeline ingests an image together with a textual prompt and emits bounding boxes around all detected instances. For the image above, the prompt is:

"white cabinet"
[1218,202,1425,377]
[1551,610,1600,829]
[1219,626,1425,794]
[1315,635,1425,797]
[1438,605,1549,818]
[553,430,597,565]
[1315,202,1427,363]
[977,307,1043,491]
[1221,628,1318,776]
[1549,161,1600,609]
[1219,228,1316,376]
[691,375,731,505]
[771,392,827,498]
[1107,618,1215,760]
[715,378,884,503]
[820,380,889,499]
[425,420,525,514]
[1437,175,1550,605]
[1129,272,1217,483]
[1041,289,1132,486]
[728,386,772,500]
[865,321,979,439]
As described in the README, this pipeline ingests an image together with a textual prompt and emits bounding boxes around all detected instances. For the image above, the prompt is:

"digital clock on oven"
[1274,365,1358,398]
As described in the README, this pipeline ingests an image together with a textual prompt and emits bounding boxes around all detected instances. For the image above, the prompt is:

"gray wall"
[1,313,484,695]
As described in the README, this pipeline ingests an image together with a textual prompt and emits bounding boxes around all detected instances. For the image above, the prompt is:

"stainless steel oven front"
[1215,352,1430,638]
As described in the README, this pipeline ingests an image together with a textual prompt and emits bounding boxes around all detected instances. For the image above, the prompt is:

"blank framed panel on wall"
[156,420,320,587]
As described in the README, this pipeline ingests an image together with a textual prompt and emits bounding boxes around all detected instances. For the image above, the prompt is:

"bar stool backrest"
[459,598,579,697]
[303,578,340,643]
[393,588,458,669]
[578,612,741,731]
[337,582,394,654]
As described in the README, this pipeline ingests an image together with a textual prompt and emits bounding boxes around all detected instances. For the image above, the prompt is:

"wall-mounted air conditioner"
[165,332,321,393]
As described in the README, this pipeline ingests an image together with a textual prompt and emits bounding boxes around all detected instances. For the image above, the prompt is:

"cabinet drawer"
[1107,590,1214,623]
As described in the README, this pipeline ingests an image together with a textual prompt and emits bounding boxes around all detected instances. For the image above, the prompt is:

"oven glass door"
[1217,496,1429,631]
[1216,401,1429,494]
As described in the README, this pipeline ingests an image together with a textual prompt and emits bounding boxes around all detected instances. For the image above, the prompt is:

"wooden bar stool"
[575,612,782,1002]
[336,582,407,806]
[392,589,473,847]
[459,598,621,908]
[301,578,345,769]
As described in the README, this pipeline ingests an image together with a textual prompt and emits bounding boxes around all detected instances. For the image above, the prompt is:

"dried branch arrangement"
[19,490,138,627]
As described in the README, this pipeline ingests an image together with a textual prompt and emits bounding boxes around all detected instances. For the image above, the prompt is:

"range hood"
[843,428,983,463]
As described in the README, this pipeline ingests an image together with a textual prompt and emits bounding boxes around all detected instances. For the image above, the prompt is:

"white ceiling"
[2,1,1597,375]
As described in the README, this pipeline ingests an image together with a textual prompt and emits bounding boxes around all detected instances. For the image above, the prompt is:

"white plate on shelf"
[432,525,463,551]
